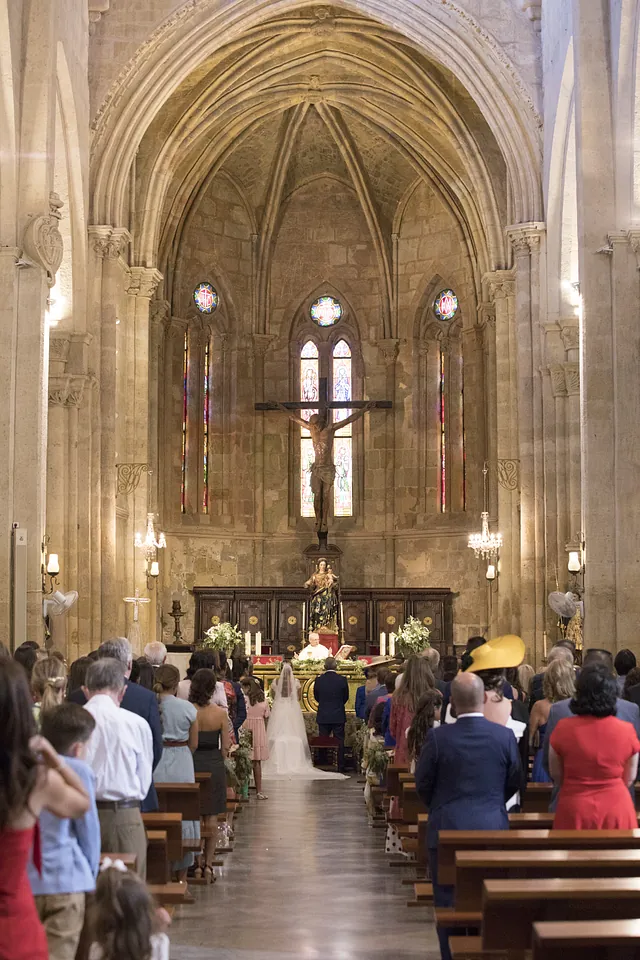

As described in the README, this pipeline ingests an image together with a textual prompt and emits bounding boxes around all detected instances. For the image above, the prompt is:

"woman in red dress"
[0,659,90,959]
[549,662,640,829]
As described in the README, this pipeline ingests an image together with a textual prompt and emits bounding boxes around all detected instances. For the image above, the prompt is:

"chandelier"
[135,513,166,564]
[468,464,503,561]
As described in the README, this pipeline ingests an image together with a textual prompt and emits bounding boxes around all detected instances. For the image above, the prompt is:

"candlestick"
[256,631,262,656]
[543,630,548,661]
[389,633,396,657]
[244,631,251,657]
[380,632,386,656]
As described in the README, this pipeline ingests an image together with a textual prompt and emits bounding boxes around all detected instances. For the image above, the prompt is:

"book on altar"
[335,645,356,660]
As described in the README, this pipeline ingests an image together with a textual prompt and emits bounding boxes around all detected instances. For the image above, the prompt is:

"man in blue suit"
[70,638,163,812]
[314,657,350,772]
[542,651,640,809]
[416,672,521,960]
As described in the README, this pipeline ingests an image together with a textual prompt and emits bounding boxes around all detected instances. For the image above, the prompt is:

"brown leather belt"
[163,739,189,747]
[96,799,141,810]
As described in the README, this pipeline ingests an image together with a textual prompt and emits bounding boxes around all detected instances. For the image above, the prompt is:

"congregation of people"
[0,637,264,960]
[359,636,640,960]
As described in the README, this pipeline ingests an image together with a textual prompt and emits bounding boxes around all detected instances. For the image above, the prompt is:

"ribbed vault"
[127,6,519,334]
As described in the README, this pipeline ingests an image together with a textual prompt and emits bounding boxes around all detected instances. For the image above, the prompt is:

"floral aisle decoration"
[395,616,431,658]
[226,729,253,800]
[202,621,243,655]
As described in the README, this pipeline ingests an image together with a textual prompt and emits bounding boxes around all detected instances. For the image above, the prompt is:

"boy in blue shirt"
[28,702,100,960]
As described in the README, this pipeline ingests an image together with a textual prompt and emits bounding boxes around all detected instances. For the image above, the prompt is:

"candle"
[172,591,180,602]
[389,633,396,657]
[543,631,548,661]
[380,632,386,656]
[244,631,251,656]
[340,602,345,630]
[302,603,306,634]
[256,631,262,656]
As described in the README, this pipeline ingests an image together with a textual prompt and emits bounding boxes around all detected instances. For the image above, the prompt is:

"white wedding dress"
[262,663,348,781]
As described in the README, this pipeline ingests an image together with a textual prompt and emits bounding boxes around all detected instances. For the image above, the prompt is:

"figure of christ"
[278,401,376,536]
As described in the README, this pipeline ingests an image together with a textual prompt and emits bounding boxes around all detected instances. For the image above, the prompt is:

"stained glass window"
[440,346,446,513]
[333,340,353,517]
[193,282,218,314]
[300,341,319,518]
[202,340,210,514]
[310,296,342,327]
[434,289,458,322]
[181,330,188,514]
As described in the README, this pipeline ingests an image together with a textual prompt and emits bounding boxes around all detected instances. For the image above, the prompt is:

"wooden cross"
[255,377,392,416]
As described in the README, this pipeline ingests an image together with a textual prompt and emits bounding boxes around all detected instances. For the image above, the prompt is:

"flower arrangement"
[202,621,243,654]
[365,738,390,778]
[291,658,323,674]
[226,729,253,796]
[396,615,431,657]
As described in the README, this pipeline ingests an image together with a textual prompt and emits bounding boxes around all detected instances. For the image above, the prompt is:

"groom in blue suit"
[416,672,521,960]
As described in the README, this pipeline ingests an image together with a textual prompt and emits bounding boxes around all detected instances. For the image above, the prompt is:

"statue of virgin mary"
[304,559,339,631]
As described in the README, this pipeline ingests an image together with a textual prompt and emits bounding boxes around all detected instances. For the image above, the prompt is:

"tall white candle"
[256,631,262,656]
[380,632,386,656]
[302,604,306,634]
[389,633,396,657]
[340,602,345,631]
[244,631,251,657]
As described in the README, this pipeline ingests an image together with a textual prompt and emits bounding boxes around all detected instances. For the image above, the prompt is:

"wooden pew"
[401,781,427,824]
[154,782,201,820]
[438,829,640,886]
[385,764,409,802]
[521,782,552,812]
[142,813,184,862]
[533,919,640,960]
[146,829,170,885]
[483,877,640,952]
[147,882,188,906]
[195,772,212,817]
[455,848,640,912]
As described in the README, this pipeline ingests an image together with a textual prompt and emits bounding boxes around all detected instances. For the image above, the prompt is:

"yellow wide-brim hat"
[465,634,526,673]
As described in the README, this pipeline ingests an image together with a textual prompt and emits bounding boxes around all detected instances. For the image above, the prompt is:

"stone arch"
[0,0,17,245]
[90,0,542,244]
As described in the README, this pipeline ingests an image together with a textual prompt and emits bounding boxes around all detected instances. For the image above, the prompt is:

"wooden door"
[411,597,445,654]
[342,598,368,652]
[198,595,233,641]
[276,599,305,655]
[237,598,270,637]
[375,597,407,644]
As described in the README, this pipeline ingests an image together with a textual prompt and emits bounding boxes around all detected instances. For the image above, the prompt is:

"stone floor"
[169,778,439,959]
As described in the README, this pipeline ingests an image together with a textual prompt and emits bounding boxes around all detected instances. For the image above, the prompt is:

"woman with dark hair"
[67,656,93,698]
[176,650,227,708]
[407,689,443,769]
[549,662,640,829]
[0,660,90,959]
[132,657,154,690]
[389,656,435,765]
[188,669,230,878]
[13,644,39,681]
[615,648,637,695]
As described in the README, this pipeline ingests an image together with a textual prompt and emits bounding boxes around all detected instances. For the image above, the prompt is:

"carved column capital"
[48,374,93,407]
[89,225,131,260]
[548,363,568,398]
[127,266,163,299]
[22,193,64,287]
[506,222,546,257]
[252,334,276,359]
[168,318,188,343]
[626,230,640,268]
[517,0,542,28]
[484,271,515,301]
[497,459,520,491]
[48,334,71,366]
[560,324,580,352]
[564,362,580,396]
[377,338,400,366]
[415,338,431,358]
[150,299,170,327]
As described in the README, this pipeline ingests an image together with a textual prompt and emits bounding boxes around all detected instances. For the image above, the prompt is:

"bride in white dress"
[262,662,348,781]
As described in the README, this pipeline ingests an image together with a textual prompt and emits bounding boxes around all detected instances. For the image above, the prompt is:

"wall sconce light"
[147,560,160,590]
[567,537,585,596]
[42,538,60,594]
[486,564,497,582]
[567,552,581,573]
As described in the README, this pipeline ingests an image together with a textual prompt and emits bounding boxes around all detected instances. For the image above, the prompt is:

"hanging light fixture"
[468,462,503,561]
[135,513,166,586]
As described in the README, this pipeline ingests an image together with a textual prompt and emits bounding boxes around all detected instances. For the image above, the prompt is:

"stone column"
[485,272,520,637]
[252,335,275,584]
[90,226,131,639]
[572,0,617,646]
[149,299,170,515]
[378,339,399,586]
[506,225,546,658]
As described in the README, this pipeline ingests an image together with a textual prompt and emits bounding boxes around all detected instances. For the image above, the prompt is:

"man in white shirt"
[297,632,331,661]
[83,658,153,878]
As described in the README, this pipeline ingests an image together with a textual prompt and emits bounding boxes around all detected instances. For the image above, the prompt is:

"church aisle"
[169,779,438,959]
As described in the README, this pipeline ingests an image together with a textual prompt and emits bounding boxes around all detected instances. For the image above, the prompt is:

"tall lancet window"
[300,341,319,518]
[332,340,353,517]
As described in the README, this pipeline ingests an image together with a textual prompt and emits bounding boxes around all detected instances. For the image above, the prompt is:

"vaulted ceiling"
[134,6,510,311]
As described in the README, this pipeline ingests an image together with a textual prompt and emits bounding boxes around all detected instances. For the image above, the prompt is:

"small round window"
[193,282,219,314]
[434,289,458,322]
[310,296,342,327]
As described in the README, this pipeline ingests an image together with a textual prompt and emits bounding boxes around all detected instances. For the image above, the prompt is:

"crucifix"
[256,377,392,548]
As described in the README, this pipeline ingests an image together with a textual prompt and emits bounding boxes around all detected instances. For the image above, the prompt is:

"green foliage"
[396,616,431,657]
[366,739,390,778]
[202,621,243,653]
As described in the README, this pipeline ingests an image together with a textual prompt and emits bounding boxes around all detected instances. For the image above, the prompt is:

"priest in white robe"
[297,632,331,661]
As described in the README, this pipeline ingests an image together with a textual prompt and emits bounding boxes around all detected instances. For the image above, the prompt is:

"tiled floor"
[169,778,438,959]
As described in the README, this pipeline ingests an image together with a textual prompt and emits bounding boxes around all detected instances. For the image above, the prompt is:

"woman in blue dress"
[530,658,576,782]
[152,665,200,881]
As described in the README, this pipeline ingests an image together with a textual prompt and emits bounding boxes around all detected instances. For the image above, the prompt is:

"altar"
[251,656,367,712]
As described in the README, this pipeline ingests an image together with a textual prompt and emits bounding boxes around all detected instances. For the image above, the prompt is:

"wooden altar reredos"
[193,586,453,656]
